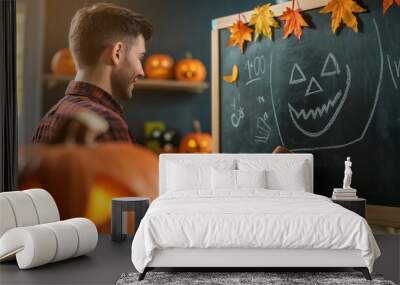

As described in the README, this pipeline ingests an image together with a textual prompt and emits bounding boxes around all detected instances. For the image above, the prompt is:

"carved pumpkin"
[175,53,206,82]
[179,120,212,153]
[19,112,158,233]
[145,54,174,80]
[51,48,76,76]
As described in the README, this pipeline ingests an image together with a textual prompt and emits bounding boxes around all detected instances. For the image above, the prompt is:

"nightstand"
[331,198,366,218]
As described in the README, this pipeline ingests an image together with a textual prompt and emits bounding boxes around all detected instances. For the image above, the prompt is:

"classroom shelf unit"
[43,74,209,94]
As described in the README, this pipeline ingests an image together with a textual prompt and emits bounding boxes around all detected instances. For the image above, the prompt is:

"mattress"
[131,190,380,273]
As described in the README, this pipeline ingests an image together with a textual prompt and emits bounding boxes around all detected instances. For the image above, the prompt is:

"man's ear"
[111,42,124,66]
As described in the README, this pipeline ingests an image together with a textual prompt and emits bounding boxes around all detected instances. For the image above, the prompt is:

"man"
[32,3,152,143]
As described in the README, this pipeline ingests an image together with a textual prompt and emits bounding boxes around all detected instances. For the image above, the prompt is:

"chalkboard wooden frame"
[211,0,328,152]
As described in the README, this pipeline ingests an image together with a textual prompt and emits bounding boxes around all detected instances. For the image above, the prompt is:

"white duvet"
[131,190,380,273]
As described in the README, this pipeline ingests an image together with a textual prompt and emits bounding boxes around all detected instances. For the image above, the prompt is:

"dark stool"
[111,197,149,242]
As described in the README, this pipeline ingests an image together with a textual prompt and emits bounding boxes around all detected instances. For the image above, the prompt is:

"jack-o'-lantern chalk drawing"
[289,63,306,85]
[387,55,400,89]
[270,19,383,151]
[288,53,351,138]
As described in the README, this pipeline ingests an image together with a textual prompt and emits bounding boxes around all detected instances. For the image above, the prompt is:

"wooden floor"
[0,234,398,284]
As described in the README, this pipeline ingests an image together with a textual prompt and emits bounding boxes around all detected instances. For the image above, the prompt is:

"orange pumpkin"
[51,48,76,76]
[175,53,207,82]
[272,145,291,153]
[179,120,212,153]
[145,54,174,80]
[19,112,158,233]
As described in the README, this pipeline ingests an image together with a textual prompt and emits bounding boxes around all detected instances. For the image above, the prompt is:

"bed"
[131,154,380,280]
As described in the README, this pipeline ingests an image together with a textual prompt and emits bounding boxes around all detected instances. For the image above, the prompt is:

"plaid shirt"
[32,81,134,144]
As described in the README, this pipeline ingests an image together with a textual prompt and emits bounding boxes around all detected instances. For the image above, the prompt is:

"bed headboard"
[159,153,313,195]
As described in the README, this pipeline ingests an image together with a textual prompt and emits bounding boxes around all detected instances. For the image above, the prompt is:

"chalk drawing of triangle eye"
[321,53,340,77]
[289,63,307,85]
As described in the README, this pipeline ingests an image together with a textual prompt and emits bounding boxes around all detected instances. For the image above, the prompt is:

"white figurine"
[342,157,353,189]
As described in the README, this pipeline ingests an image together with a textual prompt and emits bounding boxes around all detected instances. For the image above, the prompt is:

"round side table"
[111,197,149,242]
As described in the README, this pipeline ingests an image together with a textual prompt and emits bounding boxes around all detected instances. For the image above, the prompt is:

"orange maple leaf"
[383,0,400,14]
[228,19,253,54]
[223,64,239,83]
[281,7,309,40]
[320,0,366,34]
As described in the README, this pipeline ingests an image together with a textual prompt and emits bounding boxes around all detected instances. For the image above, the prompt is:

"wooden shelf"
[43,74,209,94]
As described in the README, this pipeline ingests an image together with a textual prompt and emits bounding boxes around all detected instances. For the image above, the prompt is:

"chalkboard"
[212,0,400,210]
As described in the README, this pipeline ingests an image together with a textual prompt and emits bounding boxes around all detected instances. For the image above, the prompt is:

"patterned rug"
[116,271,396,285]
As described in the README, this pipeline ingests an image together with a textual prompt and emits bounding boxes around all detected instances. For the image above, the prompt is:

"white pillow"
[211,168,236,190]
[167,162,211,191]
[237,159,308,192]
[266,163,307,191]
[236,169,267,189]
[167,158,236,170]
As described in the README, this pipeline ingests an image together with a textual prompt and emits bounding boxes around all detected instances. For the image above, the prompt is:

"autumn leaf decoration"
[383,0,400,14]
[223,64,239,83]
[228,18,253,54]
[249,4,280,41]
[281,1,310,40]
[321,0,366,34]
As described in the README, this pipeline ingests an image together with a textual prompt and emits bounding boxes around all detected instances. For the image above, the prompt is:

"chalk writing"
[255,112,271,144]
[231,107,245,128]
[245,55,266,86]
[257,96,265,104]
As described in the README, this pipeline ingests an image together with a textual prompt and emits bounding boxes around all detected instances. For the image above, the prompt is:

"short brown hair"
[68,2,152,68]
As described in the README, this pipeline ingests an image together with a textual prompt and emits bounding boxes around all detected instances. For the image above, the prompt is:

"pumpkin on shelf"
[18,111,159,233]
[179,120,212,153]
[175,53,207,82]
[51,48,76,76]
[144,54,174,80]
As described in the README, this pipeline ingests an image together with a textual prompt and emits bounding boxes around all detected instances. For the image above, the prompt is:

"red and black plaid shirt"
[32,81,134,144]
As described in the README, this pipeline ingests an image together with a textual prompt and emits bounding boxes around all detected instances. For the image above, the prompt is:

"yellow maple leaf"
[321,0,366,34]
[228,19,253,54]
[223,64,239,83]
[249,4,280,41]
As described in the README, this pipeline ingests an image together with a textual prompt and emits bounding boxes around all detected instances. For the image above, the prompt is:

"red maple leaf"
[383,0,400,14]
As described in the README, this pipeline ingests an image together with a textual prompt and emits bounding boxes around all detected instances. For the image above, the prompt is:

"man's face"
[110,35,146,100]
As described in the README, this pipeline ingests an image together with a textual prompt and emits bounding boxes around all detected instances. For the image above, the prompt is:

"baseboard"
[367,205,400,229]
